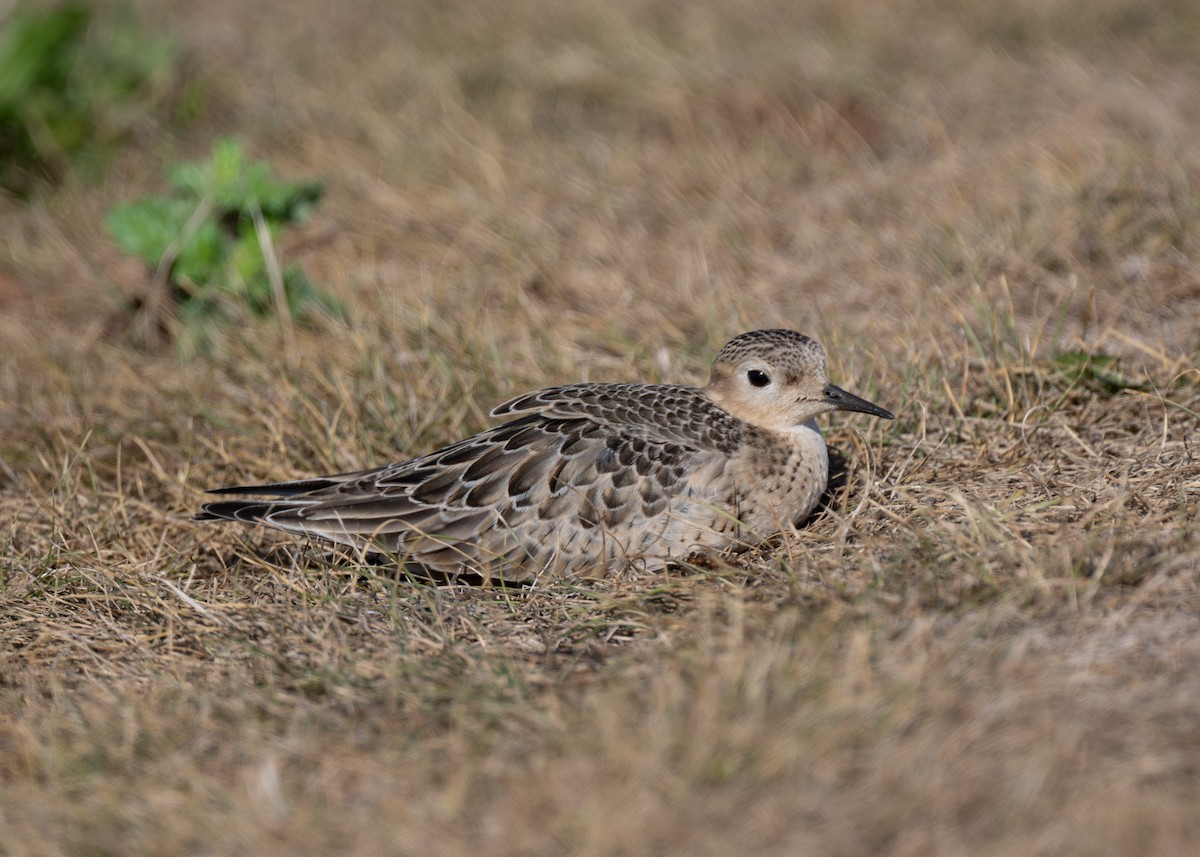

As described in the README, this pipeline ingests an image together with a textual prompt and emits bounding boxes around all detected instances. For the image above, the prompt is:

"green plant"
[0,2,184,194]
[106,138,341,356]
[1046,349,1146,395]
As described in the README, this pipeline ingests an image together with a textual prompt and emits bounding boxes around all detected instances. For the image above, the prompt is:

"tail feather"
[204,477,343,498]
[193,499,304,523]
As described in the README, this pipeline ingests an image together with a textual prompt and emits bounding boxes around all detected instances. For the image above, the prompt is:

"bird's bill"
[821,384,894,420]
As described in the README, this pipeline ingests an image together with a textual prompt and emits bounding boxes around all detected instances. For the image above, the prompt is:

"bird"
[195,329,893,582]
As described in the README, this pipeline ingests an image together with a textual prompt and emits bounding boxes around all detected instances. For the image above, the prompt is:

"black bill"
[822,384,894,420]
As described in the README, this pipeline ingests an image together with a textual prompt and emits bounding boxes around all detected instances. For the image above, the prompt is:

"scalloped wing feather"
[201,391,742,579]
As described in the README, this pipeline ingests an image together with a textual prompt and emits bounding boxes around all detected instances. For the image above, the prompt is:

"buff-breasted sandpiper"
[195,329,893,580]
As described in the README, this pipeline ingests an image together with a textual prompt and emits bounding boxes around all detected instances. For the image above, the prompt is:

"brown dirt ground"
[2,0,1199,854]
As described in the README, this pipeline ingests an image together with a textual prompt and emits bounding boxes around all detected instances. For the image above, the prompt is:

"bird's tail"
[191,476,344,523]
[192,499,305,523]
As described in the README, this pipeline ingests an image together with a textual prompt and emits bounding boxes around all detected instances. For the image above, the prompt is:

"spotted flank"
[195,330,894,581]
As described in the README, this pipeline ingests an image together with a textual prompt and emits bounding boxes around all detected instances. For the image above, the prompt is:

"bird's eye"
[747,369,771,388]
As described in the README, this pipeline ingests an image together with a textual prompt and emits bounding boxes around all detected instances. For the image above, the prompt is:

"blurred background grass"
[1,1,1198,854]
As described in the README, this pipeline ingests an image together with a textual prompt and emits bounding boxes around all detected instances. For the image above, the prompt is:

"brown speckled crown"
[710,329,825,383]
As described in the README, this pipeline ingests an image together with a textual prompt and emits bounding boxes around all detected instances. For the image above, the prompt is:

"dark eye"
[747,369,771,388]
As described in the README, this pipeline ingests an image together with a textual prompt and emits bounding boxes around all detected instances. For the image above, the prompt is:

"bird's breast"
[739,420,829,531]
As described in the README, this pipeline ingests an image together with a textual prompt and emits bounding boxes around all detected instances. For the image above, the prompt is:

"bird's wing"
[199,384,742,575]
[491,383,742,452]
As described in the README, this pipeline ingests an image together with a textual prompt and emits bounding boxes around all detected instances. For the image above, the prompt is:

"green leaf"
[0,2,186,194]
[105,197,193,263]
[257,178,324,222]
[0,4,89,106]
[285,267,346,320]
[105,197,228,286]
[172,220,226,286]
[167,136,323,221]
[1049,350,1146,395]
[224,228,270,313]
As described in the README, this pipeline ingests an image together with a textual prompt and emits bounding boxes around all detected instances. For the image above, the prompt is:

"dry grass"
[2,0,1200,853]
